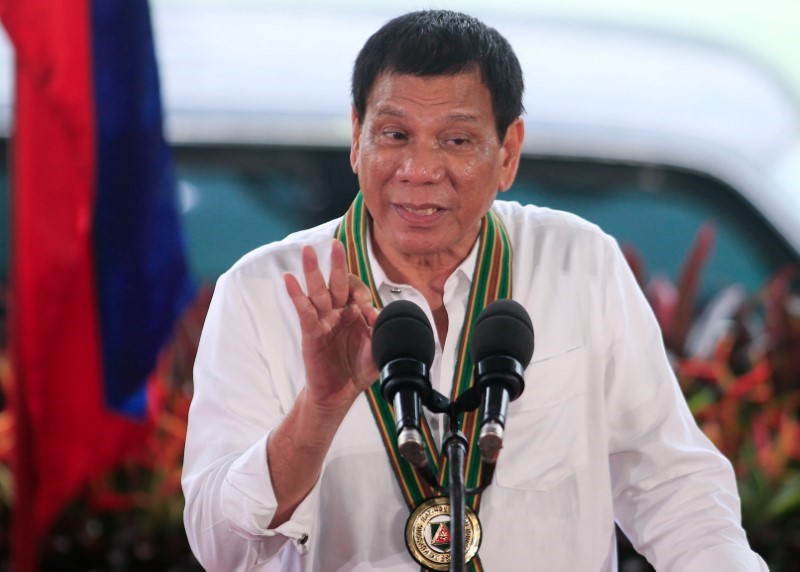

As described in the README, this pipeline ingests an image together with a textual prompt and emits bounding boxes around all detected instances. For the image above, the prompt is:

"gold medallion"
[404,497,482,570]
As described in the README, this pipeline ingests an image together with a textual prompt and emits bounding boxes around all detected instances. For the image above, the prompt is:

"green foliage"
[624,223,800,568]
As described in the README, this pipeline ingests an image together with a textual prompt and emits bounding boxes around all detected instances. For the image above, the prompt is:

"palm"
[305,304,376,397]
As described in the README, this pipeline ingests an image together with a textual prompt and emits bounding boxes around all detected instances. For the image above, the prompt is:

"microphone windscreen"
[470,299,534,367]
[371,300,435,369]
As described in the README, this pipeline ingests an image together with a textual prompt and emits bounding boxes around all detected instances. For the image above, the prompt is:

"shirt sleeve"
[182,269,320,570]
[600,236,768,571]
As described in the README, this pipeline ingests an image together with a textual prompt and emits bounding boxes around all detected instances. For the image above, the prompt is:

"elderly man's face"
[351,70,523,263]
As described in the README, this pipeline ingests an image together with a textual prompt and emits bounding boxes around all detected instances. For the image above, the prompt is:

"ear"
[497,118,525,193]
[350,106,361,174]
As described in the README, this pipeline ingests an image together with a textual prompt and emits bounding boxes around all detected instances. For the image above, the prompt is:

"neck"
[370,232,477,296]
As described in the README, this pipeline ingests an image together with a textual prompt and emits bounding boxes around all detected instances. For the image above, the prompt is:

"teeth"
[403,206,438,215]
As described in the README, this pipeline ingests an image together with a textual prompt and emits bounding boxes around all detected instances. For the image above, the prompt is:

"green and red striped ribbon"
[337,192,512,571]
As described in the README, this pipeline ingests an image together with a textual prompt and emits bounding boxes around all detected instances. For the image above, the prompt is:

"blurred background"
[1,0,799,569]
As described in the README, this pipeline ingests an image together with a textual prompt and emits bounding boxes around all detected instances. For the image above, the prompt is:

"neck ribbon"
[336,192,512,571]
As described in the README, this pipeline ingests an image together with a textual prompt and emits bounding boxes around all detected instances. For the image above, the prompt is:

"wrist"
[297,386,357,437]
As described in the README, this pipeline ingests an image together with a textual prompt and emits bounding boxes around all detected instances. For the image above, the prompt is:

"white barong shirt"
[183,200,767,571]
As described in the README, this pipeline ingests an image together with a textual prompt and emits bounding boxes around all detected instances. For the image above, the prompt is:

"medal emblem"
[405,497,482,570]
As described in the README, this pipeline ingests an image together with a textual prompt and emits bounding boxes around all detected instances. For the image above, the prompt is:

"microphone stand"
[443,428,467,572]
[401,386,494,572]
[413,387,490,572]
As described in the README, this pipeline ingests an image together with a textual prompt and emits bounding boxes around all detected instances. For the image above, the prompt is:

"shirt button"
[299,534,309,545]
[390,287,401,294]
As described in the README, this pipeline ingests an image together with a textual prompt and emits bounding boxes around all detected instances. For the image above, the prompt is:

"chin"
[394,237,452,257]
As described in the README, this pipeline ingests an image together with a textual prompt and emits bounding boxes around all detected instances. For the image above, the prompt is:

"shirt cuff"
[681,543,769,572]
[220,431,322,555]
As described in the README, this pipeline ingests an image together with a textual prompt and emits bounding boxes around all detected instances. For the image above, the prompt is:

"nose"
[395,140,446,185]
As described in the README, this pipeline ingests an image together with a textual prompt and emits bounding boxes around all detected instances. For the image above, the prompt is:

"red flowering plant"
[0,225,799,568]
[623,224,800,569]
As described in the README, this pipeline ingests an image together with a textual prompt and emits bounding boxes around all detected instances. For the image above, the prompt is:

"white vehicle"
[2,4,799,292]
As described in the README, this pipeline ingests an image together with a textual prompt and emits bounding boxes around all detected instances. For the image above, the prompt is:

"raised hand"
[283,239,380,413]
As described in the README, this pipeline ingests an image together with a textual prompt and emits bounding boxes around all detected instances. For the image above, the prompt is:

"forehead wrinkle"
[375,108,406,119]
[373,107,480,124]
[446,113,479,124]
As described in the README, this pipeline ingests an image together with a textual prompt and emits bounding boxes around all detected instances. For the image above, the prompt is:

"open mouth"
[401,206,440,216]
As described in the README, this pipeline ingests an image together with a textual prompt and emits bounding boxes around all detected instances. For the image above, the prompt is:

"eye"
[383,130,407,141]
[445,135,472,148]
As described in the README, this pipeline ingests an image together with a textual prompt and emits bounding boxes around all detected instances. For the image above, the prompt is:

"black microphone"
[470,299,534,463]
[371,300,435,468]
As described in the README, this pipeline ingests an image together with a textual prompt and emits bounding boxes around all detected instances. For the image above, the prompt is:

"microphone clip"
[380,358,430,468]
[474,355,525,464]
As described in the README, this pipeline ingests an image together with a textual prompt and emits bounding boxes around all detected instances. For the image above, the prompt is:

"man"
[182,10,767,571]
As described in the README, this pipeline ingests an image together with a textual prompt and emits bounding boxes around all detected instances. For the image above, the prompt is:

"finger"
[347,273,379,326]
[348,273,374,306]
[329,240,349,309]
[283,272,321,334]
[364,305,380,327]
[302,245,332,314]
